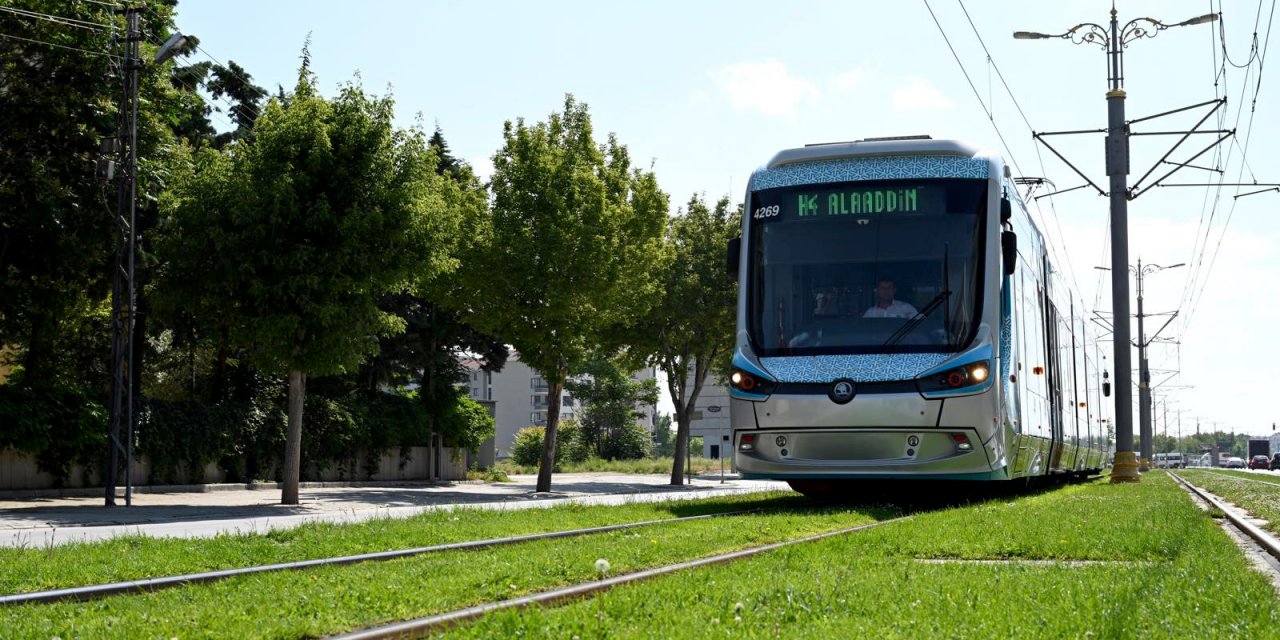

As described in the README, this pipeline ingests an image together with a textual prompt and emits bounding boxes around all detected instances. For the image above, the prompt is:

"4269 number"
[753,205,780,220]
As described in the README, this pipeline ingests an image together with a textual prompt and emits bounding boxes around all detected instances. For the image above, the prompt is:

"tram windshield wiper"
[882,290,951,347]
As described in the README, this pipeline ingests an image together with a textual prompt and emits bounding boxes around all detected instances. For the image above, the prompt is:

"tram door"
[1042,262,1065,473]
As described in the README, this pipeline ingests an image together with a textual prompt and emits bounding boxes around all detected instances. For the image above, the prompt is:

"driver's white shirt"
[863,300,919,319]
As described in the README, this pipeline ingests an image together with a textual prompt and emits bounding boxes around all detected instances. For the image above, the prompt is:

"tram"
[727,136,1109,494]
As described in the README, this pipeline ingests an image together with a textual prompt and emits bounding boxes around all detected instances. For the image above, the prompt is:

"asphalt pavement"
[0,473,786,548]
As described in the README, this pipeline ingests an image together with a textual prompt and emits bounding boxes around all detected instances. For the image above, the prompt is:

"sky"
[174,0,1279,438]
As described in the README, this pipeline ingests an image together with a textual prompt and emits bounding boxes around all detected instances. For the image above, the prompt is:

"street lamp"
[155,32,189,64]
[1015,7,1217,485]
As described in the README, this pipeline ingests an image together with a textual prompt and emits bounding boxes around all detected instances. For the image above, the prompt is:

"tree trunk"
[535,357,567,493]
[282,370,306,505]
[666,357,688,485]
[671,408,690,485]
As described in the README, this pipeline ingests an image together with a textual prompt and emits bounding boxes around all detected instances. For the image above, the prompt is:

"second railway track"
[0,507,768,607]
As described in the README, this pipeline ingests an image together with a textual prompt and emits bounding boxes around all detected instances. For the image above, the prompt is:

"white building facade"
[681,365,731,460]
[463,353,657,460]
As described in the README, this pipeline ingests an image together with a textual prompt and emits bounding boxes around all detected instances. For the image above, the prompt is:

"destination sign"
[752,184,945,223]
[797,187,918,217]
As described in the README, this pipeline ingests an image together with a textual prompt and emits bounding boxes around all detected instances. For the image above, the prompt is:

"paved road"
[0,474,788,548]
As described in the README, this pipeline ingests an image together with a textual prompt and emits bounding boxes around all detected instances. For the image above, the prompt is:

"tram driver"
[862,278,919,319]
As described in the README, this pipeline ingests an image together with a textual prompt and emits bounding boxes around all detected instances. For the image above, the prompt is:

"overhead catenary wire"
[921,0,1027,180]
[1182,0,1275,333]
[953,0,1085,301]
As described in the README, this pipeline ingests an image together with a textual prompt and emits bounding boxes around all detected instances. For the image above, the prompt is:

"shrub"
[137,400,242,484]
[0,384,107,487]
[510,420,587,468]
[599,423,652,460]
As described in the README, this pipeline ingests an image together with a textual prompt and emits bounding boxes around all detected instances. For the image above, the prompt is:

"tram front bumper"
[734,427,999,479]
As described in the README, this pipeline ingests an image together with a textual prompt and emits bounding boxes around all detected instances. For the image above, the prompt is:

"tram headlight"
[729,368,776,397]
[916,360,994,396]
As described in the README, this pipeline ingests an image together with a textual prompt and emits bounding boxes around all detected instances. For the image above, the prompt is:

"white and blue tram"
[727,137,1109,493]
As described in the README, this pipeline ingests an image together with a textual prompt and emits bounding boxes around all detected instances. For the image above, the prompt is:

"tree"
[469,95,667,492]
[158,64,464,503]
[0,1,178,385]
[624,195,739,484]
[351,126,507,448]
[566,356,658,458]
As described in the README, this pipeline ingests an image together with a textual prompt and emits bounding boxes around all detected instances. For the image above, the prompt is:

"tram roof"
[764,137,986,170]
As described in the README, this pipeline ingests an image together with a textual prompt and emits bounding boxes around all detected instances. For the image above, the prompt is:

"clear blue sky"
[176,0,1278,437]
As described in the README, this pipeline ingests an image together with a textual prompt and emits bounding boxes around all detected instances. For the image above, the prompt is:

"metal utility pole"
[105,6,142,507]
[1134,260,1183,469]
[104,10,189,507]
[1015,6,1218,484]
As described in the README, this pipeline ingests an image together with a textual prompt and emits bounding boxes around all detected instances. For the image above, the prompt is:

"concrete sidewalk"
[0,473,785,548]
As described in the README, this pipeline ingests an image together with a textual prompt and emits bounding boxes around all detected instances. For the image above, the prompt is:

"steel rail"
[0,508,763,607]
[1170,472,1280,560]
[327,516,910,640]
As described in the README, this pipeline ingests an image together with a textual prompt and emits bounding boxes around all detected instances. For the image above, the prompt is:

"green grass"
[1178,468,1280,533]
[0,503,897,638]
[495,456,727,476]
[0,492,798,595]
[451,474,1280,639]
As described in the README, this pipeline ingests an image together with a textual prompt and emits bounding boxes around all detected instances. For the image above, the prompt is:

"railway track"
[0,507,764,607]
[1169,472,1280,578]
[326,515,910,640]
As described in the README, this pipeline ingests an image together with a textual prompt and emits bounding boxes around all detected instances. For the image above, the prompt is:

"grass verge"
[0,503,897,638]
[451,474,1280,638]
[1178,468,1280,533]
[0,492,797,595]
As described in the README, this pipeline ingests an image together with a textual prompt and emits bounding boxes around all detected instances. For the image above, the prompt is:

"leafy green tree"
[470,95,667,492]
[158,65,463,503]
[352,127,507,446]
[623,195,739,484]
[0,1,178,385]
[566,356,658,458]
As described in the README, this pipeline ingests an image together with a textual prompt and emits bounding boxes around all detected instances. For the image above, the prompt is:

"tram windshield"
[747,178,987,356]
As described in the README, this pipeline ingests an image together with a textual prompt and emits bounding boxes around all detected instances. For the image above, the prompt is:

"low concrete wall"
[0,444,470,491]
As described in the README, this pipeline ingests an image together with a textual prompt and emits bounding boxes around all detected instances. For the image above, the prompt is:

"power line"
[144,31,264,122]
[921,0,1026,179]
[0,30,117,58]
[951,0,1084,299]
[0,5,112,32]
[1182,0,1275,332]
[1219,0,1265,68]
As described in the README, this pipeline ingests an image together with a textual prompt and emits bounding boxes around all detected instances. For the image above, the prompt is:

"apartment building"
[683,371,731,459]
[463,353,657,460]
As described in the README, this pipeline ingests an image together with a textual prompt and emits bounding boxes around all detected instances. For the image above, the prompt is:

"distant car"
[1227,457,1247,469]
[1250,455,1271,470]
[1271,454,1280,471]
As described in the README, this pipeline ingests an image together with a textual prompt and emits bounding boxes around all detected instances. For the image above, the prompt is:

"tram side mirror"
[1000,197,1012,224]
[1001,230,1017,276]
[726,237,741,280]
[1103,381,1112,397]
